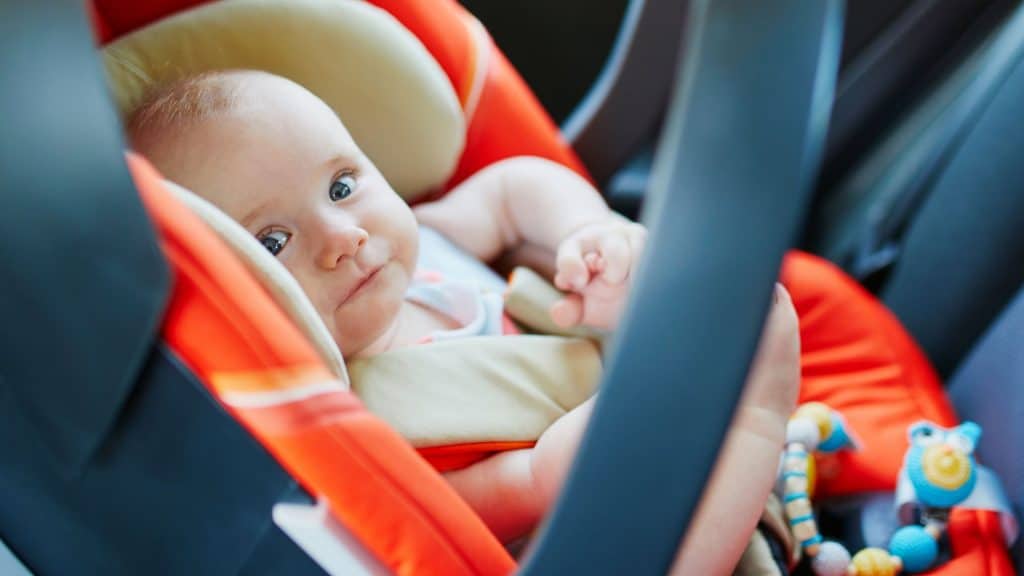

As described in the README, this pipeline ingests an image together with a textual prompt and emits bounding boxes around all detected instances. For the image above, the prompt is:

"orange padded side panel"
[128,153,514,576]
[782,252,1013,576]
[783,251,957,496]
[938,509,1014,576]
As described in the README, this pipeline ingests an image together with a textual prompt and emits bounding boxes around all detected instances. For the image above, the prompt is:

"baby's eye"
[258,229,291,256]
[329,172,357,202]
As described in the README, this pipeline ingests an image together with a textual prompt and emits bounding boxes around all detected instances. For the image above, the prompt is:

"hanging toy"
[886,421,982,573]
[781,404,985,576]
[781,402,857,576]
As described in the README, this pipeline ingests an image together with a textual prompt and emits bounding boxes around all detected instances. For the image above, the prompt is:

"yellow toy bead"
[922,445,972,489]
[793,402,834,441]
[847,548,902,576]
[792,520,819,542]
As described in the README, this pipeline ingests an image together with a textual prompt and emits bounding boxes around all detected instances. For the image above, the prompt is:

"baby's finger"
[550,294,585,328]
[556,239,590,291]
[597,232,631,284]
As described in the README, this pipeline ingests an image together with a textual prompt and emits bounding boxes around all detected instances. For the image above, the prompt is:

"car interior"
[2,0,1023,574]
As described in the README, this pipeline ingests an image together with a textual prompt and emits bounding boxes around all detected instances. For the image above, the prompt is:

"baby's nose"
[317,224,369,269]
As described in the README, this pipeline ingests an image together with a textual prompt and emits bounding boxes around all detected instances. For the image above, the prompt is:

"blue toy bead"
[889,525,939,573]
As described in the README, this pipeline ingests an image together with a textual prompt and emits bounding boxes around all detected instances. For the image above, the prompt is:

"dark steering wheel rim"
[521,0,844,573]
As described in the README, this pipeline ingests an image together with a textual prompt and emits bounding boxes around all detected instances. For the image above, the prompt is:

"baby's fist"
[550,217,647,330]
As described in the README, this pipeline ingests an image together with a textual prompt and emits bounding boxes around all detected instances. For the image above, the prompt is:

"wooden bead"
[785,499,812,518]
[792,520,819,542]
[784,457,807,472]
[785,476,808,494]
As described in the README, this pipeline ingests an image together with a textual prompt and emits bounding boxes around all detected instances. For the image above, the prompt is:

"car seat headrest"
[162,179,349,386]
[101,0,465,201]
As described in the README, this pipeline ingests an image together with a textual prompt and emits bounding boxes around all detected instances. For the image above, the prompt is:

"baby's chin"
[331,268,407,358]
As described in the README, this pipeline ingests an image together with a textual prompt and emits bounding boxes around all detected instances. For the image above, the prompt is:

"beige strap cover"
[349,336,602,447]
[102,0,464,201]
[504,266,606,342]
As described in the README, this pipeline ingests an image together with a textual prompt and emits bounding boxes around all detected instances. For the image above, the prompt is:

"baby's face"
[162,74,418,357]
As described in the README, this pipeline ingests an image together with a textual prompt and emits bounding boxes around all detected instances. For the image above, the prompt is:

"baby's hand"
[550,217,647,330]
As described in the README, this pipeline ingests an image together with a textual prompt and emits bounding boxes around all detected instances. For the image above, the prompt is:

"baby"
[128,70,799,574]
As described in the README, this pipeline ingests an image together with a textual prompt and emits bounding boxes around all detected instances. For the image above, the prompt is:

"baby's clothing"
[410,226,521,342]
[406,270,519,343]
[416,226,507,292]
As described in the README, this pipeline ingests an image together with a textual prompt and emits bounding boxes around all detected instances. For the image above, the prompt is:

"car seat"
[92,1,1019,569]
[1,0,1017,574]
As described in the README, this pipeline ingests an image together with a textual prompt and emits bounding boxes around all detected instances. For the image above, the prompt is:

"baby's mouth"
[337,264,385,307]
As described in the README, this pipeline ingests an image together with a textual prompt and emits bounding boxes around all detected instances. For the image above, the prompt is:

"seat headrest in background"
[949,285,1024,567]
[101,0,465,201]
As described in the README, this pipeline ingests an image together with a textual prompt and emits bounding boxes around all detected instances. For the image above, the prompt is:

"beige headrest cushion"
[102,0,465,201]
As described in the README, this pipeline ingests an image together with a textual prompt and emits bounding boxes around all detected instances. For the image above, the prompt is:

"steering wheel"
[521,1,843,573]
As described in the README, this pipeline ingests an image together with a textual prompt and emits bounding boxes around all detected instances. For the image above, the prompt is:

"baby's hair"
[126,70,249,151]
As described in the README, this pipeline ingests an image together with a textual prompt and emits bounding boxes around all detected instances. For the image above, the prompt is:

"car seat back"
[821,0,1016,187]
[948,283,1024,570]
[809,1,1024,376]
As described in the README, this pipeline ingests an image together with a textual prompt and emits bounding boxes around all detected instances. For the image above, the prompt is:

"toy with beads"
[782,403,983,575]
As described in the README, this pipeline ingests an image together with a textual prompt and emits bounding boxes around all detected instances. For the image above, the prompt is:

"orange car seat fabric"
[943,509,1015,576]
[420,441,535,473]
[127,153,514,576]
[362,0,590,189]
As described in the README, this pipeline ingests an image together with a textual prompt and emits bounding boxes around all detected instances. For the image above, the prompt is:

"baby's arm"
[415,157,645,330]
[443,286,799,564]
[413,157,610,264]
[442,398,595,543]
